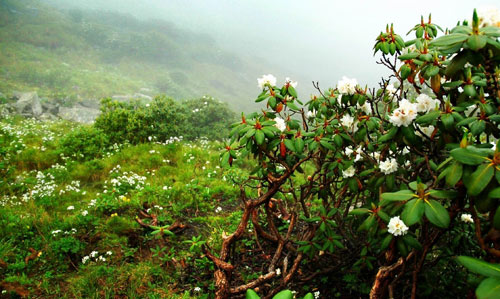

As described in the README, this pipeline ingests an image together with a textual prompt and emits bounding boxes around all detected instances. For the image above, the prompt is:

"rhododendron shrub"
[207,10,500,299]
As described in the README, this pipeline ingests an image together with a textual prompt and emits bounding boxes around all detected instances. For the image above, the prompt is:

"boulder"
[58,104,100,124]
[13,92,42,116]
[41,102,59,115]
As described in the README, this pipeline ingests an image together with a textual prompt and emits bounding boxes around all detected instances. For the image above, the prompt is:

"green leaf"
[283,139,296,152]
[402,235,422,250]
[450,147,490,165]
[488,187,500,198]
[424,199,450,228]
[288,86,298,98]
[303,293,314,299]
[446,161,463,186]
[471,120,486,136]
[426,65,440,78]
[467,35,488,51]
[466,163,494,196]
[441,113,455,130]
[268,97,277,108]
[287,101,300,110]
[380,190,415,206]
[476,277,500,299]
[401,198,424,226]
[457,256,500,278]
[246,289,261,299]
[378,127,399,143]
[349,208,371,216]
[430,33,468,47]
[380,234,393,250]
[416,110,441,125]
[273,290,293,299]
[320,140,335,151]
[398,52,420,60]
[427,189,458,199]
[255,130,265,145]
[295,138,305,153]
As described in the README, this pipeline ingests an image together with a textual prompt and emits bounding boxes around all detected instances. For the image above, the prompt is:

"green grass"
[0,116,255,297]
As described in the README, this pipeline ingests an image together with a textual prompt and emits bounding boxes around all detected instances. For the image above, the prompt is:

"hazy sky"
[47,0,498,94]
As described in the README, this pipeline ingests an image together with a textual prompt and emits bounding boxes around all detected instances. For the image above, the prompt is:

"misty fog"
[43,0,495,98]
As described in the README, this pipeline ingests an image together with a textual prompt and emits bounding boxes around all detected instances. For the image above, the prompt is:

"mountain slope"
[0,0,286,111]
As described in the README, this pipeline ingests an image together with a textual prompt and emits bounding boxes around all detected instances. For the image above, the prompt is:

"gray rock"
[39,112,57,121]
[77,99,100,110]
[41,102,59,115]
[13,92,42,117]
[58,104,100,124]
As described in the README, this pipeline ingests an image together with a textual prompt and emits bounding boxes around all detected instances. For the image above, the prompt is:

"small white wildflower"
[342,166,356,178]
[215,206,222,213]
[194,287,201,292]
[67,206,74,210]
[106,251,113,256]
[82,256,90,264]
[90,251,98,258]
[387,216,409,236]
[461,214,474,223]
[276,268,281,276]
[81,210,88,216]
[314,291,321,299]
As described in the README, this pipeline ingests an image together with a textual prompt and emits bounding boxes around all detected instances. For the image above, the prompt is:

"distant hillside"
[0,0,287,111]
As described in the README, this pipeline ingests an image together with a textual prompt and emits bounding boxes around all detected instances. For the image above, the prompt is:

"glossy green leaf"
[476,277,500,299]
[424,199,450,228]
[401,198,424,226]
[457,256,500,278]
[255,130,265,145]
[450,147,489,165]
[246,289,261,299]
[380,190,415,206]
[273,290,293,299]
[446,161,463,186]
[466,163,494,196]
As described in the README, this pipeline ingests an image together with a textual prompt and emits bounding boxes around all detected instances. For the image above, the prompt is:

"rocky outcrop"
[1,90,154,124]
[58,104,101,124]
[13,92,42,117]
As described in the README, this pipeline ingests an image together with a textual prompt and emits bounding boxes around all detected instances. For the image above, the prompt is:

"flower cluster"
[388,99,418,127]
[257,74,277,89]
[387,216,409,236]
[337,76,358,95]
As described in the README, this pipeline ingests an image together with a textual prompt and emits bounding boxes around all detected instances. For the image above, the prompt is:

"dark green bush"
[94,95,236,144]
[59,126,111,161]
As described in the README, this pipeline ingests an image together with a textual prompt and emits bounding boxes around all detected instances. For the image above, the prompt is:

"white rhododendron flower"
[337,76,358,95]
[388,216,409,236]
[306,110,316,118]
[342,166,356,178]
[285,77,298,88]
[257,74,277,89]
[461,214,474,223]
[379,158,398,174]
[477,6,500,27]
[340,114,358,133]
[415,94,439,113]
[274,117,287,132]
[416,125,435,139]
[357,101,372,115]
[386,84,398,95]
[389,99,418,127]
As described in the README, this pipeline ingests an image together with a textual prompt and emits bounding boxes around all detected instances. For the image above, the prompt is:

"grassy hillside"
[0,116,257,297]
[0,0,280,111]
